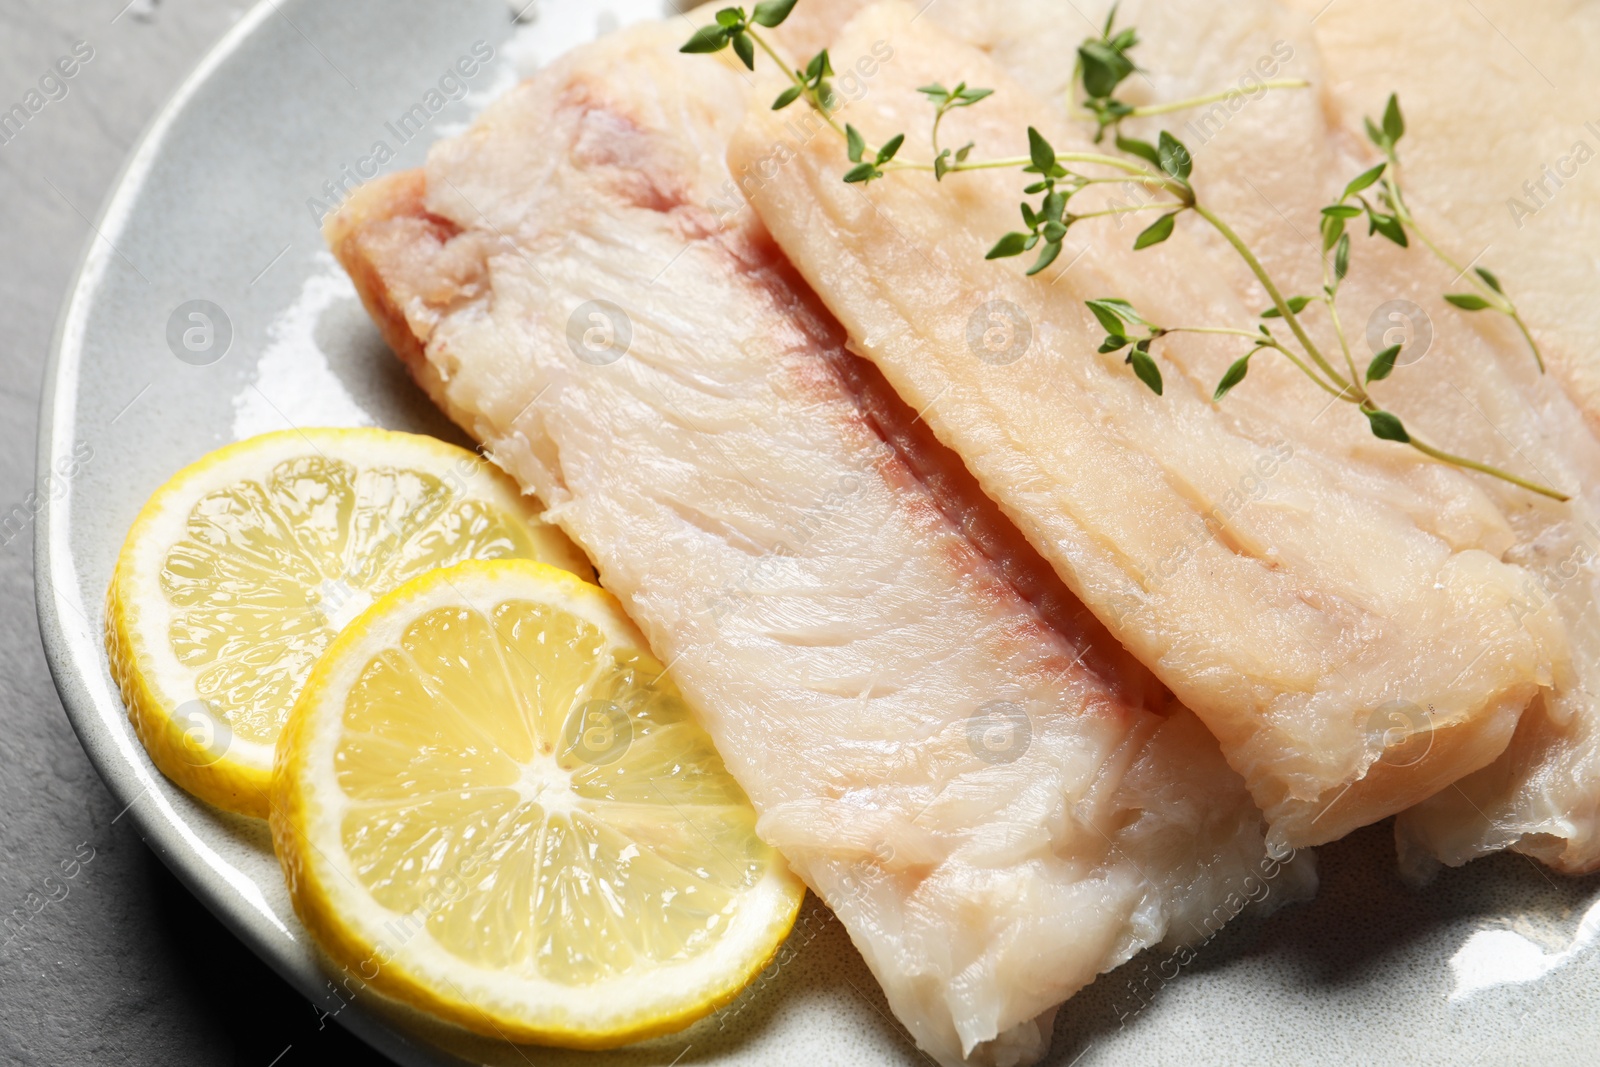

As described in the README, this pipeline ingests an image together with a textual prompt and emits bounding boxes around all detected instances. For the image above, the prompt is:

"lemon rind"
[271,559,804,1047]
[106,428,589,819]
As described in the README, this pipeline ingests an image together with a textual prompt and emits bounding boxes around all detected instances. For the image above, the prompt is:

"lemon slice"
[270,559,803,1046]
[105,428,589,818]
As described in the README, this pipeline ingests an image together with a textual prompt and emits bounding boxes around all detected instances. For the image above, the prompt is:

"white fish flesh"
[732,1,1564,852]
[955,0,1600,876]
[1256,0,1600,876]
[1279,0,1600,434]
[325,18,1296,1064]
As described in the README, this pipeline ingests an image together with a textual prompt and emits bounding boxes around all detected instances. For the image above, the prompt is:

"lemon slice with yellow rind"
[105,428,589,817]
[270,559,803,1047]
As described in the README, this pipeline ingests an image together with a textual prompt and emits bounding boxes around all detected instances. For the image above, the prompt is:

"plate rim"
[32,3,463,1062]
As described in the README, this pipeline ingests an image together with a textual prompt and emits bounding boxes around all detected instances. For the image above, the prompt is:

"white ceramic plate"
[34,1,1600,1063]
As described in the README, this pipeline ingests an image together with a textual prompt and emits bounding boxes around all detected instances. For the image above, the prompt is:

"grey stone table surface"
[0,2,391,1063]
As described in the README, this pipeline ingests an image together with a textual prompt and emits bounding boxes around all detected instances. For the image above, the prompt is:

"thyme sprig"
[678,3,1566,501]
[1356,94,1545,372]
[1075,6,1309,145]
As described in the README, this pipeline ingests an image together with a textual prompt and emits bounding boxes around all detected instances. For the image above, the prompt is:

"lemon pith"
[105,428,589,817]
[271,559,803,1046]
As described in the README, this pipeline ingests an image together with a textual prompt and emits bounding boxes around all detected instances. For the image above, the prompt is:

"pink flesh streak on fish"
[324,18,1298,1065]
[732,2,1565,854]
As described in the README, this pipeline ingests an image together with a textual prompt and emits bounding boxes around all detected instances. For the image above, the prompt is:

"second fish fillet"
[732,1,1563,851]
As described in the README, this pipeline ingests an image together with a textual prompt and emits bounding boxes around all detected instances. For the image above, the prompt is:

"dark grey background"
[1,2,390,1062]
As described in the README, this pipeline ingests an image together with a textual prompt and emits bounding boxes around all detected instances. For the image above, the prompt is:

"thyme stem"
[1510,310,1546,374]
[1407,438,1569,502]
[1123,80,1311,118]
[1071,203,1181,221]
[1383,171,1546,373]
[1192,203,1349,392]
[1322,258,1363,396]
[750,27,849,139]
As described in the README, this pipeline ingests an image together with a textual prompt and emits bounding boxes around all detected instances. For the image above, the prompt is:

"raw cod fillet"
[732,2,1565,852]
[1237,0,1600,876]
[1280,0,1600,435]
[966,0,1600,876]
[324,18,1298,1065]
[1072,0,1600,877]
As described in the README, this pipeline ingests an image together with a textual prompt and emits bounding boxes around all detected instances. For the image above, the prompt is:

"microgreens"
[679,4,1564,501]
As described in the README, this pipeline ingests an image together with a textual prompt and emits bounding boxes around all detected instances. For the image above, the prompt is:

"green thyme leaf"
[1027,127,1057,173]
[772,84,804,110]
[1108,27,1138,52]
[1157,131,1193,180]
[1445,293,1493,311]
[845,124,866,163]
[1214,353,1252,401]
[955,142,975,163]
[715,7,743,27]
[1342,163,1386,199]
[1321,212,1347,251]
[1261,295,1313,318]
[681,24,731,53]
[1099,335,1130,353]
[1129,348,1164,395]
[876,133,905,164]
[1043,190,1066,221]
[751,0,800,26]
[1134,211,1178,249]
[1367,208,1409,247]
[1086,298,1147,336]
[1365,408,1410,442]
[924,81,992,109]
[1028,240,1063,275]
[843,162,880,184]
[1335,234,1351,281]
[805,50,833,82]
[1321,205,1363,219]
[1102,298,1148,323]
[934,149,952,180]
[1079,40,1136,98]
[1382,93,1405,144]
[1366,343,1402,382]
[1364,116,1387,150]
[731,31,756,70]
[1475,267,1504,294]
[1115,134,1162,168]
[1042,219,1069,243]
[1088,302,1128,336]
[987,232,1032,260]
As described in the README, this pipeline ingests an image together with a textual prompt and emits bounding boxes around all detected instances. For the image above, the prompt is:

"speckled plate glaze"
[34,1,1600,1064]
